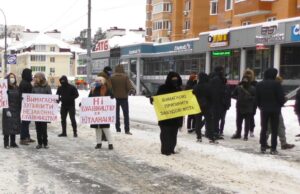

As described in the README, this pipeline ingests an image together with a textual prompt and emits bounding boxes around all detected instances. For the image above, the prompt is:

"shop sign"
[174,43,192,51]
[255,24,284,44]
[291,24,300,42]
[129,49,141,55]
[95,39,110,51]
[208,33,230,48]
[212,50,232,57]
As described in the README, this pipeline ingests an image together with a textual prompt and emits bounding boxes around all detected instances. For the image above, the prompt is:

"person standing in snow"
[185,72,197,133]
[32,72,52,149]
[294,89,300,137]
[89,76,114,150]
[256,68,286,154]
[151,72,183,156]
[2,73,21,149]
[19,68,35,145]
[111,64,135,135]
[56,75,79,137]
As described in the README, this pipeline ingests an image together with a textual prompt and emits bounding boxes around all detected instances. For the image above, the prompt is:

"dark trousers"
[115,98,130,132]
[212,110,223,138]
[20,121,31,140]
[219,110,227,135]
[35,122,48,146]
[260,111,279,150]
[195,113,205,139]
[4,135,16,147]
[159,125,179,155]
[61,106,77,135]
[236,111,251,138]
[187,115,196,129]
[249,114,255,133]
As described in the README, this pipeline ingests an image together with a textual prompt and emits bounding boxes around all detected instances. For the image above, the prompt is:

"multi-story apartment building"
[146,0,210,42]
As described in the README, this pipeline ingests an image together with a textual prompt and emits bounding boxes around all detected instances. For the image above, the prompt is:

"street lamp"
[0,8,7,75]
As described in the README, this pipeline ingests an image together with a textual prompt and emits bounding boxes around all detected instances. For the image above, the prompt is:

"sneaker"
[125,132,132,135]
[95,144,102,149]
[270,149,278,155]
[216,136,224,140]
[295,134,300,137]
[250,132,254,137]
[10,143,19,148]
[27,138,36,143]
[266,144,271,149]
[231,134,241,139]
[196,138,202,143]
[58,133,67,137]
[4,145,9,149]
[20,140,29,145]
[44,145,49,149]
[108,144,113,150]
[261,147,266,154]
[187,129,195,133]
[36,145,43,149]
[281,143,295,150]
[73,133,78,138]
[209,140,219,144]
[243,137,248,141]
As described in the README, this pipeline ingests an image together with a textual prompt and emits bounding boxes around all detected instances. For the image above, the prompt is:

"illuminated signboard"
[212,50,232,57]
[208,33,230,48]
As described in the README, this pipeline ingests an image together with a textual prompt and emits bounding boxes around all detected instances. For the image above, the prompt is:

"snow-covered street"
[1,93,300,193]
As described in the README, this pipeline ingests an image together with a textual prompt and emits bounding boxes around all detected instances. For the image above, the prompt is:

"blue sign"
[7,54,17,64]
[291,24,300,42]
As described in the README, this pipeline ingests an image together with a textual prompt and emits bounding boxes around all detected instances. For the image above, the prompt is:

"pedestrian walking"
[151,71,183,155]
[89,76,114,150]
[19,68,35,145]
[185,73,197,133]
[32,72,52,149]
[256,68,286,154]
[56,75,79,137]
[2,73,21,149]
[111,64,135,135]
[219,79,231,136]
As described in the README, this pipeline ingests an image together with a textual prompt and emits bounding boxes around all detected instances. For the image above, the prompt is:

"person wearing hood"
[32,72,52,149]
[152,71,183,156]
[2,73,21,149]
[19,68,35,145]
[256,68,286,154]
[192,72,212,142]
[56,75,79,137]
[111,64,135,135]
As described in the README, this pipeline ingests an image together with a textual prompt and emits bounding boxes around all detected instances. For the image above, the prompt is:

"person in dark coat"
[2,73,21,148]
[192,72,212,142]
[89,76,113,150]
[152,71,183,156]
[56,75,79,137]
[185,72,197,133]
[231,76,256,141]
[256,68,286,154]
[111,64,135,135]
[219,79,231,136]
[294,89,300,137]
[32,72,52,149]
[209,66,226,141]
[19,68,35,145]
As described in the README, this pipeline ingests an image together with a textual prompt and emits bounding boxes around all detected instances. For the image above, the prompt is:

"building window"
[35,45,46,52]
[210,0,218,15]
[267,16,276,22]
[153,20,171,30]
[146,28,152,36]
[50,57,55,63]
[242,21,251,26]
[50,68,55,74]
[146,12,152,21]
[31,66,46,72]
[185,0,191,11]
[184,20,191,30]
[30,55,46,62]
[147,0,152,5]
[50,47,55,52]
[225,0,233,11]
[153,3,172,14]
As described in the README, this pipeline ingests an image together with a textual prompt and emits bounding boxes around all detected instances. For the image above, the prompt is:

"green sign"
[212,50,232,57]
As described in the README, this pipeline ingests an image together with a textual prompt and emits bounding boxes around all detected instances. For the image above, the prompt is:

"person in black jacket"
[256,68,286,154]
[192,72,212,142]
[152,72,183,156]
[185,72,197,133]
[56,76,79,137]
[19,68,35,145]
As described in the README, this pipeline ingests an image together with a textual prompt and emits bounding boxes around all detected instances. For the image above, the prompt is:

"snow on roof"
[108,31,145,48]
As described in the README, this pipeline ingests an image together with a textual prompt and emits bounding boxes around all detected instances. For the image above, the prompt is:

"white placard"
[0,80,8,108]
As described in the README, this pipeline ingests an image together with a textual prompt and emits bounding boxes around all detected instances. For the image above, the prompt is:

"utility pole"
[86,0,92,84]
[0,8,7,75]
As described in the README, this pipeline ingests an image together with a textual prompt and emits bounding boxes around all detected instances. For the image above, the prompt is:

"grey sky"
[0,0,146,40]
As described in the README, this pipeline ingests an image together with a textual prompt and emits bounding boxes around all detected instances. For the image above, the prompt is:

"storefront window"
[246,47,273,80]
[211,49,240,80]
[281,46,300,80]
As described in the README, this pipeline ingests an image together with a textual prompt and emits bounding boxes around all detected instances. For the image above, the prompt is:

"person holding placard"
[32,72,52,149]
[2,73,21,149]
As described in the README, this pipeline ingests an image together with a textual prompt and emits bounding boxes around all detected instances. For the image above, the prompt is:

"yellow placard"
[153,90,201,121]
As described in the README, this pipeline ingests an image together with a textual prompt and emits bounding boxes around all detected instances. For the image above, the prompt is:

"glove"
[149,97,154,105]
[129,89,136,96]
[6,111,12,117]
[79,103,81,107]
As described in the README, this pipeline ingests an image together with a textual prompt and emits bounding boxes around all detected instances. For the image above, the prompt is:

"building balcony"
[234,0,272,18]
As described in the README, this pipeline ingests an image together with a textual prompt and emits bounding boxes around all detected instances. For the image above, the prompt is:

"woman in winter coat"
[32,72,52,149]
[185,73,197,133]
[231,76,256,140]
[89,76,114,150]
[2,73,21,149]
[151,72,183,156]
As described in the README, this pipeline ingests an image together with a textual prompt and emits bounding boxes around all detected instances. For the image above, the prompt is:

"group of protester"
[2,64,135,150]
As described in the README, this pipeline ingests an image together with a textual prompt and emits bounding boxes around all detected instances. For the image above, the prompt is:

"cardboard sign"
[21,94,59,122]
[0,80,9,108]
[80,97,116,124]
[153,90,201,121]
